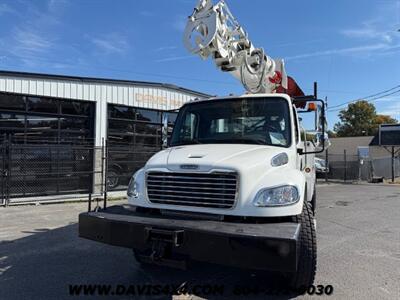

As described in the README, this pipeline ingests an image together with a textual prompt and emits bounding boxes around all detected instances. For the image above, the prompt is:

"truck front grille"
[146,171,238,209]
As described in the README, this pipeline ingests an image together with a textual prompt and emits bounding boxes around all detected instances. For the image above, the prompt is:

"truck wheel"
[106,170,120,190]
[288,201,317,293]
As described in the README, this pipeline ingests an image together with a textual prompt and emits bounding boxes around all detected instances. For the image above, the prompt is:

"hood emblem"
[180,164,199,170]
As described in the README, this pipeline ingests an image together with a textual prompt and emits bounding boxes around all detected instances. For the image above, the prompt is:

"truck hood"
[146,144,290,173]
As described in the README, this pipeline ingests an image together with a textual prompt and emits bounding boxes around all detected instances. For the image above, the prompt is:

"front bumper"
[79,205,300,272]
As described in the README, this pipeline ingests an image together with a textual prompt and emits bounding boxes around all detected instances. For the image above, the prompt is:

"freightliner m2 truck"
[79,0,329,290]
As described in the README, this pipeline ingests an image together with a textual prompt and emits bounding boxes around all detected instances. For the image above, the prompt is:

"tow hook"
[150,239,167,261]
[145,227,185,261]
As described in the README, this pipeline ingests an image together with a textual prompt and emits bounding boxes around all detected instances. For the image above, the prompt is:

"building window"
[61,100,92,116]
[0,92,94,145]
[0,92,96,197]
[108,105,136,120]
[136,108,161,123]
[0,113,25,128]
[0,94,26,111]
[107,104,163,148]
[27,96,59,114]
[107,104,169,190]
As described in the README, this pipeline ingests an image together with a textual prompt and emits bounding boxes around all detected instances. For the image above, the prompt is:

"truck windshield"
[170,97,291,147]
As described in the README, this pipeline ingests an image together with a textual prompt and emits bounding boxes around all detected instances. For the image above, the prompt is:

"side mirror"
[295,97,327,155]
[162,113,169,148]
[313,132,331,150]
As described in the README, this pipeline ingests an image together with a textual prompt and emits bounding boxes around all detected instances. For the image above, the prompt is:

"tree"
[374,114,398,126]
[334,100,398,137]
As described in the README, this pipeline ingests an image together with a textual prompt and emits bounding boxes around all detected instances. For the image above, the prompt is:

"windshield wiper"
[171,140,202,146]
[229,138,268,145]
[200,137,268,145]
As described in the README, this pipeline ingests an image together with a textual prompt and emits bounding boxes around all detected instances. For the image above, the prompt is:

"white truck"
[79,0,329,291]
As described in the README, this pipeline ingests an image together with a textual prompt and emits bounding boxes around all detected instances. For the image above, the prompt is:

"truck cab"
[79,93,327,292]
[131,94,315,217]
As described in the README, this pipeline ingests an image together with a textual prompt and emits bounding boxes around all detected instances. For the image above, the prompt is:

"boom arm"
[183,0,288,94]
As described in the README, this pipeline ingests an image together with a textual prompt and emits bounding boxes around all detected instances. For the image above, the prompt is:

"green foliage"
[327,130,337,138]
[300,131,315,142]
[334,100,398,137]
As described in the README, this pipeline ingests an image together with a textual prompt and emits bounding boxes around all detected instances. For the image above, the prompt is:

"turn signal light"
[308,103,317,111]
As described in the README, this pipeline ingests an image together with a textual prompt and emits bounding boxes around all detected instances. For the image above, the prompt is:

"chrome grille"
[146,171,238,209]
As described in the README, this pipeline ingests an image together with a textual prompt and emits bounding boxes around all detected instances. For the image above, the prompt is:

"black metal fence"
[106,144,161,192]
[319,152,360,181]
[0,137,105,206]
[317,150,400,182]
[0,140,7,206]
[2,139,398,206]
[0,136,162,206]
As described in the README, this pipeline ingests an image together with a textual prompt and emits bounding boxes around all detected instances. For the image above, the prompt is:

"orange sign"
[135,93,183,109]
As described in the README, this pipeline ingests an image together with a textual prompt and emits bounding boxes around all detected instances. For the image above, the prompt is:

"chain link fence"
[106,144,161,192]
[2,138,399,206]
[0,140,7,205]
[0,137,105,206]
[0,136,160,206]
[317,150,400,182]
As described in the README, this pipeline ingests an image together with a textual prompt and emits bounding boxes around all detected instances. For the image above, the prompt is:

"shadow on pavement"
[0,223,302,299]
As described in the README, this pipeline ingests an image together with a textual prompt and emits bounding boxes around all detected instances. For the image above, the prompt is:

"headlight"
[253,185,299,207]
[127,171,140,198]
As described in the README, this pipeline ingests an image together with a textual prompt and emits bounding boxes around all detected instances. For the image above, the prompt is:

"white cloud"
[341,26,394,44]
[287,0,400,62]
[286,2,400,63]
[0,3,15,15]
[154,46,178,52]
[0,0,85,71]
[0,0,70,69]
[48,0,68,12]
[341,1,399,44]
[285,43,399,61]
[270,39,326,48]
[13,27,53,53]
[91,33,129,54]
[155,55,194,63]
[378,102,400,119]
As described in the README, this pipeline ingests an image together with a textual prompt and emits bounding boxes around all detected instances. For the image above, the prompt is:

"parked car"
[315,157,329,174]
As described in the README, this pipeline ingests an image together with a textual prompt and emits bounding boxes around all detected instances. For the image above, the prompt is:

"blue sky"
[0,0,399,128]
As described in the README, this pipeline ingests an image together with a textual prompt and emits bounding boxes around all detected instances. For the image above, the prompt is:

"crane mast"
[183,0,288,94]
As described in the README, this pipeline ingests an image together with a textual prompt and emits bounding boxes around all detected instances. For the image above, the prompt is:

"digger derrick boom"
[183,0,289,94]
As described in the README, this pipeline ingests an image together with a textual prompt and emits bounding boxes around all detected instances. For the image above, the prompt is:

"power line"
[327,89,400,112]
[327,84,400,111]
[0,52,239,87]
[3,51,400,101]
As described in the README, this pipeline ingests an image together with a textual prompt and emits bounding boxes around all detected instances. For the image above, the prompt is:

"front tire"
[288,201,317,292]
[106,170,120,190]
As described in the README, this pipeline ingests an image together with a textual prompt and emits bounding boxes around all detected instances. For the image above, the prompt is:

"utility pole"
[392,146,395,183]
[325,96,329,183]
[344,149,347,182]
[314,82,318,130]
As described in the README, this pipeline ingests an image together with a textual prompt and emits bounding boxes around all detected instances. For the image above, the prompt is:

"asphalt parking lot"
[0,183,399,300]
